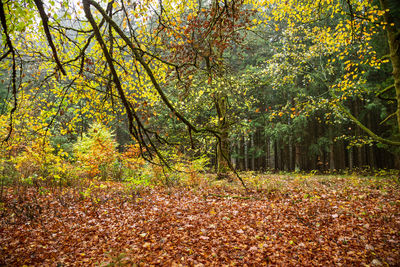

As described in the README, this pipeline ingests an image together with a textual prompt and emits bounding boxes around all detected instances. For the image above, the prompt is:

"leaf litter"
[0,175,399,266]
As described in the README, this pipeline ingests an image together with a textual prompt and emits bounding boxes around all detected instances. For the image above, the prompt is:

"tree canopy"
[1,0,400,176]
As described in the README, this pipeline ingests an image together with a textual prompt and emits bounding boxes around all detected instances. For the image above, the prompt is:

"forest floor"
[0,173,399,266]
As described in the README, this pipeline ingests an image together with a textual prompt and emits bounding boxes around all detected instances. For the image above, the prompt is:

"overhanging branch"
[338,102,400,146]
[86,0,220,136]
[0,0,17,143]
[33,0,66,75]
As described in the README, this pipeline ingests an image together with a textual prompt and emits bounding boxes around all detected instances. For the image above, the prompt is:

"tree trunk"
[394,154,400,169]
[257,129,263,170]
[284,144,290,171]
[274,139,278,170]
[217,128,229,175]
[329,144,335,172]
[251,133,255,170]
[270,138,276,170]
[338,142,346,170]
[215,93,230,177]
[295,144,301,171]
[239,135,244,170]
[244,132,248,170]
[231,142,236,169]
[265,137,270,170]
[354,99,362,168]
[349,147,353,171]
[367,113,376,169]
[380,0,400,134]
[289,136,293,171]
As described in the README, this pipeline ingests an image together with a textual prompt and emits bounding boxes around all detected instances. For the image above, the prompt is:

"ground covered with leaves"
[1,174,399,266]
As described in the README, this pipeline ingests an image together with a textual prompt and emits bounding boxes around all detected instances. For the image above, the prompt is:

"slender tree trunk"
[215,93,230,177]
[339,142,346,170]
[231,142,236,169]
[357,147,362,168]
[394,154,400,169]
[288,136,293,171]
[265,137,270,170]
[349,147,353,171]
[272,141,275,170]
[367,113,376,168]
[328,126,335,171]
[353,99,362,168]
[257,129,263,170]
[329,144,335,172]
[295,144,301,171]
[239,135,244,170]
[244,131,248,170]
[283,145,288,171]
[274,139,278,170]
[270,139,275,169]
[251,133,255,170]
[216,128,229,174]
[380,0,400,134]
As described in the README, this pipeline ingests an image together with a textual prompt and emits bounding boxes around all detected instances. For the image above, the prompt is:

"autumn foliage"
[1,174,399,266]
[1,0,400,266]
[73,122,118,179]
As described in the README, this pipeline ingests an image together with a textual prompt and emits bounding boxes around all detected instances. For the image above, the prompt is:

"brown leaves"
[0,176,399,266]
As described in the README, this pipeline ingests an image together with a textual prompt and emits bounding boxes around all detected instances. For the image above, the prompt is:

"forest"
[0,0,399,265]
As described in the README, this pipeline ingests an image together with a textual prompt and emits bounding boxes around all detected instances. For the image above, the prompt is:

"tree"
[0,0,257,185]
[259,0,400,146]
[0,0,398,178]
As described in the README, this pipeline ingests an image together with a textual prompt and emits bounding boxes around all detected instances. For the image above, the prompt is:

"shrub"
[120,144,146,177]
[163,151,210,187]
[73,122,118,179]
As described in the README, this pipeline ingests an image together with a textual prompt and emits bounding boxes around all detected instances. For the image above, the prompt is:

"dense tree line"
[0,0,399,181]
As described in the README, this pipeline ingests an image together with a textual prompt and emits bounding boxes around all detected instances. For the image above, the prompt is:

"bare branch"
[33,0,66,75]
[0,0,17,142]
